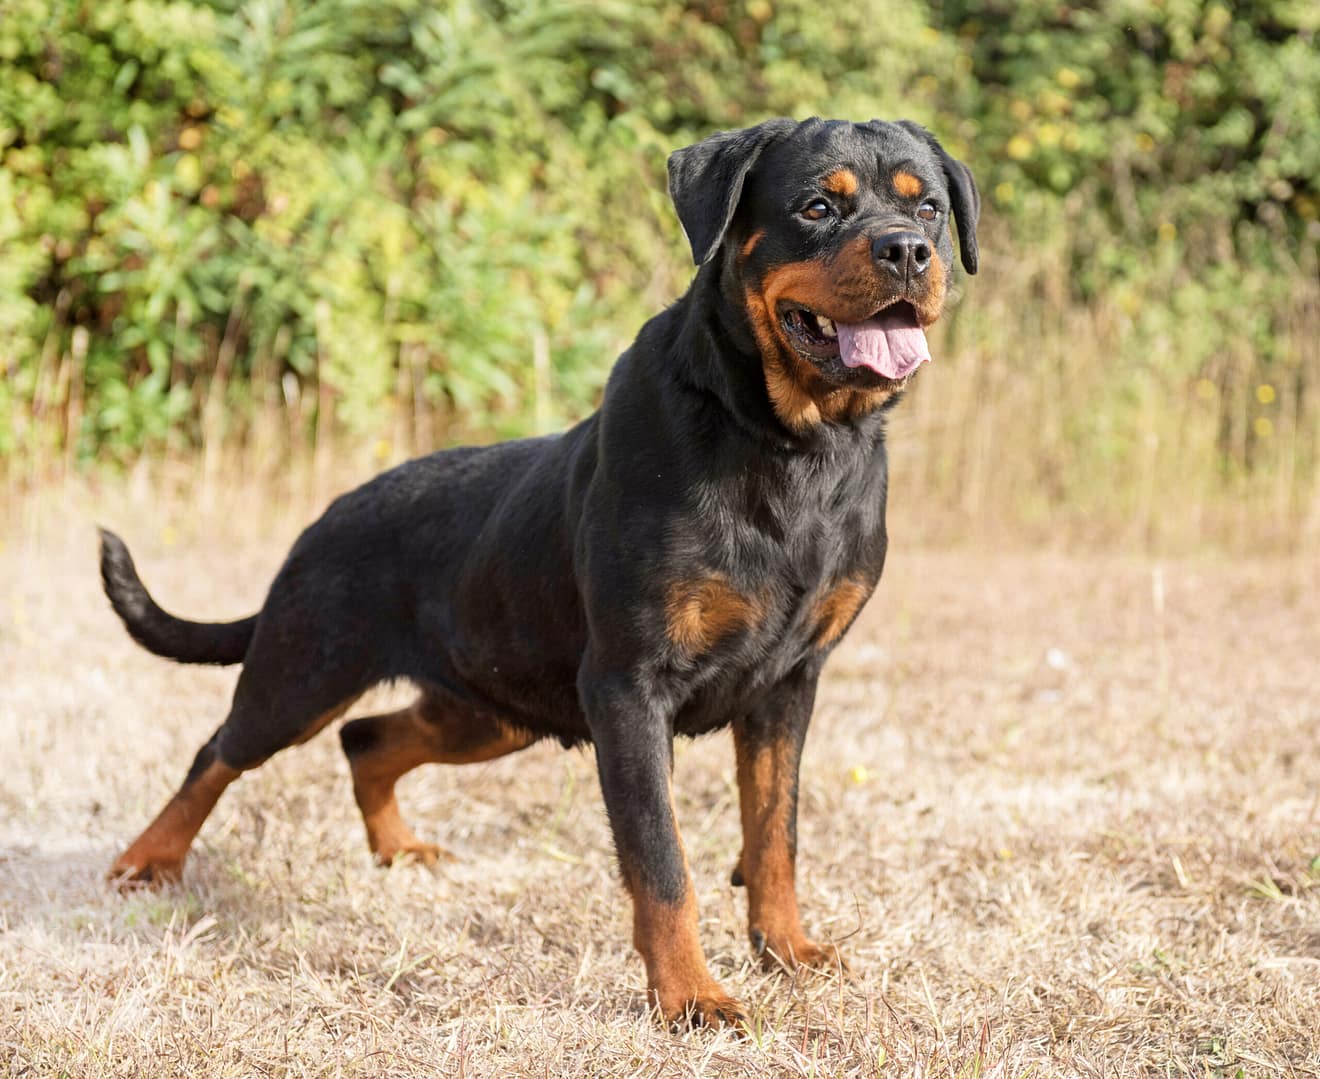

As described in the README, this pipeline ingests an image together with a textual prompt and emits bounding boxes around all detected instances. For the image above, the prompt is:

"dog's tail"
[99,528,257,666]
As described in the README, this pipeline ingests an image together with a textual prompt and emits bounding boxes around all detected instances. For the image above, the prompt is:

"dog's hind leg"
[108,733,238,886]
[108,693,359,888]
[339,692,536,865]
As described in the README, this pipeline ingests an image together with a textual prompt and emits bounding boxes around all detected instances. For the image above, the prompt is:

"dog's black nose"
[872,231,931,278]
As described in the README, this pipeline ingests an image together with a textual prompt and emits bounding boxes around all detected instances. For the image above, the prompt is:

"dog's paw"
[373,840,455,868]
[107,853,184,890]
[750,929,845,974]
[660,985,748,1031]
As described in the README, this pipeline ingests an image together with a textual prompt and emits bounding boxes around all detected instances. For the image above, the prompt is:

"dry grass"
[2,489,1318,1077]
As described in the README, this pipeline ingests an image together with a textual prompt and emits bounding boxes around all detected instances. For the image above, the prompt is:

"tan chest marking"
[666,575,763,656]
[812,578,872,647]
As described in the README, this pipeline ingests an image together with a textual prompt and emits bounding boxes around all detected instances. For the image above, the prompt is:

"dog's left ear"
[668,119,796,266]
[898,121,981,275]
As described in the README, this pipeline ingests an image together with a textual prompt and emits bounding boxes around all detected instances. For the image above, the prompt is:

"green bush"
[928,0,1320,510]
[0,0,952,460]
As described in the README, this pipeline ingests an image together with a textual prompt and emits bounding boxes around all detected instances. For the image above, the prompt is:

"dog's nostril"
[872,231,931,277]
[874,239,906,265]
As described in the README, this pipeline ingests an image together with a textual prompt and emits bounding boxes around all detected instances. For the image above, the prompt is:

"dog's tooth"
[818,317,837,338]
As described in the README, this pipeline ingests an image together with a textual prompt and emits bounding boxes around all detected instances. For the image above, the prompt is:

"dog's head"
[669,118,979,432]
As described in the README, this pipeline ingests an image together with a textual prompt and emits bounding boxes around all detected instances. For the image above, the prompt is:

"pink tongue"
[837,307,931,379]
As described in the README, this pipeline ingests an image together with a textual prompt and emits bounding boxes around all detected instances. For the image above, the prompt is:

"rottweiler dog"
[100,117,978,1027]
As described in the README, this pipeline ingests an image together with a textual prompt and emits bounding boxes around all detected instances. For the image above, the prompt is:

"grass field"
[2,492,1318,1077]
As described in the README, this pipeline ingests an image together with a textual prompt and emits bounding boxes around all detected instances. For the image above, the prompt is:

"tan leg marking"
[734,730,841,972]
[622,781,746,1028]
[345,702,534,865]
[109,759,239,888]
[629,883,745,1028]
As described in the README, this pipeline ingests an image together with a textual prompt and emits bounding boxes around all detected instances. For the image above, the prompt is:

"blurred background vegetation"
[2,0,1318,550]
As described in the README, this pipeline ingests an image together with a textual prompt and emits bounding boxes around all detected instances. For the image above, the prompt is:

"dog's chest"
[664,476,885,734]
[698,453,886,610]
[669,567,876,737]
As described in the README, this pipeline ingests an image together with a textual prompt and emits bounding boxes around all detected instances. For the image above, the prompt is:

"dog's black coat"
[102,117,978,1025]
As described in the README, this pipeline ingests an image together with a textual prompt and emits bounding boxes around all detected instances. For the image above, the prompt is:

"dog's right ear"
[667,119,796,266]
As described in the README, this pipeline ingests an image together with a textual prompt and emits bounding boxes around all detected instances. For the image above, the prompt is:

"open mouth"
[780,300,931,380]
[781,306,842,357]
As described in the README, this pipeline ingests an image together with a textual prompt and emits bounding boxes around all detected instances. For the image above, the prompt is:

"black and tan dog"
[100,117,978,1027]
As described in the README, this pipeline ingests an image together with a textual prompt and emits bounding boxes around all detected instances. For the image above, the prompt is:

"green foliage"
[0,0,952,460]
[1,0,1316,531]
[928,0,1319,504]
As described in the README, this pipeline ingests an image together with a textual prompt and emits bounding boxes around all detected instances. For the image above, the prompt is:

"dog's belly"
[437,638,589,743]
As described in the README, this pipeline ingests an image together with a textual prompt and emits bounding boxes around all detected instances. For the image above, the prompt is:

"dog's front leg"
[732,669,842,972]
[583,671,745,1028]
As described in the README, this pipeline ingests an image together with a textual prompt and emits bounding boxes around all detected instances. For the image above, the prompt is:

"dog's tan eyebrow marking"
[822,169,859,197]
[892,170,923,198]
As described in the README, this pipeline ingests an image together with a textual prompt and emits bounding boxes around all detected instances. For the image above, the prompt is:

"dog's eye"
[800,199,832,221]
[916,202,940,222]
